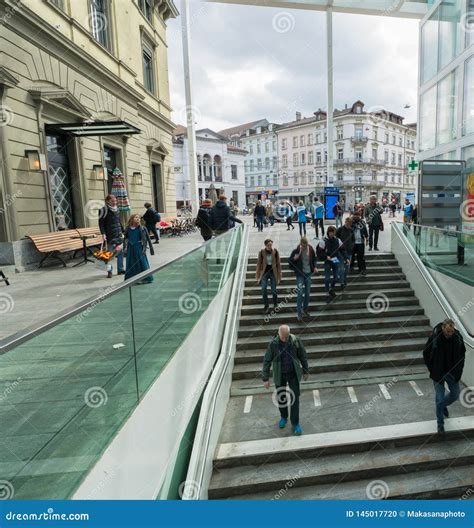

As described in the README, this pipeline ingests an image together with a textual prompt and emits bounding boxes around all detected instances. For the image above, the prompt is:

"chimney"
[296,111,302,121]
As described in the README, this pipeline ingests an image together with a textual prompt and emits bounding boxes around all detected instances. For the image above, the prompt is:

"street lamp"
[25,150,46,171]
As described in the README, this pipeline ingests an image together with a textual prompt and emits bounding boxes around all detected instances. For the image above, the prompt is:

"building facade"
[173,127,246,208]
[219,119,279,205]
[0,0,178,268]
[418,0,473,165]
[276,101,418,207]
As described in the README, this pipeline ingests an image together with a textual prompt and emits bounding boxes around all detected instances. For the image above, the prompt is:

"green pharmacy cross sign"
[408,160,419,171]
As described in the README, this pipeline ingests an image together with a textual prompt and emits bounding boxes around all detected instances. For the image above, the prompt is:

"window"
[337,148,344,160]
[293,136,298,148]
[90,0,111,50]
[273,175,278,186]
[436,70,458,145]
[265,157,270,170]
[281,138,287,150]
[283,174,288,186]
[391,152,396,165]
[300,135,305,147]
[257,159,262,170]
[265,142,269,153]
[282,154,288,168]
[392,134,396,145]
[301,172,306,185]
[324,132,327,142]
[266,174,270,186]
[231,164,238,180]
[337,128,343,140]
[421,7,439,83]
[138,0,153,23]
[355,149,362,161]
[385,133,389,143]
[249,144,254,155]
[257,142,261,154]
[300,152,305,165]
[293,153,299,166]
[372,147,378,160]
[308,133,313,145]
[316,151,321,164]
[249,160,254,171]
[439,1,461,70]
[355,126,363,140]
[250,176,255,187]
[420,84,437,151]
[142,42,155,93]
[258,175,262,186]
[399,136,403,147]
[324,150,327,162]
[384,151,389,163]
[273,156,277,169]
[308,151,314,164]
[372,170,377,181]
[373,127,378,140]
[316,133,321,143]
[308,171,314,184]
[337,170,343,181]
[464,57,474,136]
[273,140,277,151]
[398,153,402,167]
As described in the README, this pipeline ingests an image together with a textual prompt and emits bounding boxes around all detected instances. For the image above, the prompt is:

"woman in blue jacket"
[296,201,308,236]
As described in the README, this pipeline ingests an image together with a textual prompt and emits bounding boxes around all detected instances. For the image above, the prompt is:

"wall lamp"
[25,150,47,171]
[132,171,143,185]
[93,164,105,180]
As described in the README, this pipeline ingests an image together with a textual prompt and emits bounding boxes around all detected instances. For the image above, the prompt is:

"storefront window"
[438,1,460,70]
[437,70,458,145]
[421,7,439,83]
[463,56,474,136]
[420,85,437,151]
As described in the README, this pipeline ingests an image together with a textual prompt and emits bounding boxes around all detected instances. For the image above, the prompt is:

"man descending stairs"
[208,252,474,500]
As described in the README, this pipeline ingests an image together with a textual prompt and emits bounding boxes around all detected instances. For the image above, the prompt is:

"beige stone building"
[0,0,178,269]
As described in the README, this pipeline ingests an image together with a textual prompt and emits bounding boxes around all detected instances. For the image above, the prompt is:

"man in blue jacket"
[313,198,325,239]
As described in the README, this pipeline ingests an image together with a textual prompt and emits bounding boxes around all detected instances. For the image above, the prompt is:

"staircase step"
[232,351,425,379]
[239,304,423,325]
[237,315,429,340]
[209,437,474,499]
[247,253,395,262]
[245,265,403,276]
[244,272,405,287]
[243,279,411,293]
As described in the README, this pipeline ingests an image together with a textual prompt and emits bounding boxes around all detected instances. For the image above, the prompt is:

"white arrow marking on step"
[409,381,424,396]
[244,396,253,414]
[313,390,321,407]
[347,386,358,403]
[378,383,391,400]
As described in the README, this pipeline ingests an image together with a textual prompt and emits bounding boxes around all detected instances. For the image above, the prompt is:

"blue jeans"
[335,215,343,229]
[261,270,277,308]
[298,221,306,236]
[433,373,460,426]
[146,223,160,242]
[324,260,339,292]
[339,260,349,286]
[107,247,124,274]
[256,215,264,232]
[296,274,312,317]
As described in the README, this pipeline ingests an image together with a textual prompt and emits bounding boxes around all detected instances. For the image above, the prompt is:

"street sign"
[352,185,365,192]
[408,160,418,171]
[324,187,340,193]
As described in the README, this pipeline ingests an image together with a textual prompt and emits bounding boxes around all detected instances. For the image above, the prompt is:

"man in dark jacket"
[253,200,266,232]
[423,319,466,435]
[288,236,317,321]
[196,199,213,242]
[316,226,348,301]
[336,217,355,288]
[364,195,384,251]
[143,202,161,244]
[209,195,242,234]
[256,239,282,314]
[99,194,125,278]
[262,325,309,435]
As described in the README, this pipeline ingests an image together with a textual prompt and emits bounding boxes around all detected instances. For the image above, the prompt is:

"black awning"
[45,121,141,137]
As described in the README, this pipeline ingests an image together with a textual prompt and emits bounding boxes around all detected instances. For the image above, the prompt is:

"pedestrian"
[312,197,325,239]
[142,202,161,245]
[196,199,213,241]
[285,204,295,230]
[254,200,266,232]
[336,217,355,288]
[333,200,343,229]
[209,195,243,234]
[423,319,465,435]
[288,236,317,322]
[350,213,368,276]
[364,195,384,251]
[316,226,348,302]
[403,198,414,232]
[349,202,354,215]
[412,203,419,235]
[99,194,125,279]
[266,202,275,226]
[262,324,309,436]
[123,213,155,283]
[296,201,308,236]
[256,239,282,315]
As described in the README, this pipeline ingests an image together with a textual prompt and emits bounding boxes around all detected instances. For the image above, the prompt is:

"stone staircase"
[208,252,474,500]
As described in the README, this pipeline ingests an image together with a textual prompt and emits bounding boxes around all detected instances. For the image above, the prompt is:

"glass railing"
[400,222,473,286]
[0,226,243,500]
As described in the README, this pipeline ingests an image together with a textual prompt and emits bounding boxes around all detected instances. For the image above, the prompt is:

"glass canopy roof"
[207,0,432,19]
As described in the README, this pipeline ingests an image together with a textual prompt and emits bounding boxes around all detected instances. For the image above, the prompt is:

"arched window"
[214,155,223,182]
[203,154,212,181]
[197,155,202,181]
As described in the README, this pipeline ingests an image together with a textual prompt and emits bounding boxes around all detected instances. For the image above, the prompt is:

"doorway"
[46,134,75,230]
[104,145,119,194]
[151,163,165,212]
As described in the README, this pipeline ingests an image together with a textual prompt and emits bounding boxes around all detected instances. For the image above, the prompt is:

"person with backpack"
[336,217,355,288]
[333,201,343,229]
[98,194,125,279]
[288,236,317,321]
[350,213,368,276]
[253,200,266,233]
[262,324,309,436]
[123,213,155,283]
[196,199,213,241]
[256,239,282,315]
[423,319,466,435]
[364,195,384,251]
[285,205,295,231]
[317,226,348,302]
[296,201,308,236]
[312,198,325,239]
[143,202,161,244]
[403,198,414,232]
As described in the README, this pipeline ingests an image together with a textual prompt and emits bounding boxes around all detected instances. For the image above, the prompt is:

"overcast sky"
[166,1,420,132]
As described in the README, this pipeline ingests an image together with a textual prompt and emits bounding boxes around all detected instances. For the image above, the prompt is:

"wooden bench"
[27,228,102,268]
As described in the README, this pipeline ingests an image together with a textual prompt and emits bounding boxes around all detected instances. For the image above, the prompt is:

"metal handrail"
[182,224,249,500]
[409,223,464,235]
[0,225,244,353]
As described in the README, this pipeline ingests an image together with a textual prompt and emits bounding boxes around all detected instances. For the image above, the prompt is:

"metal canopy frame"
[45,121,141,137]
